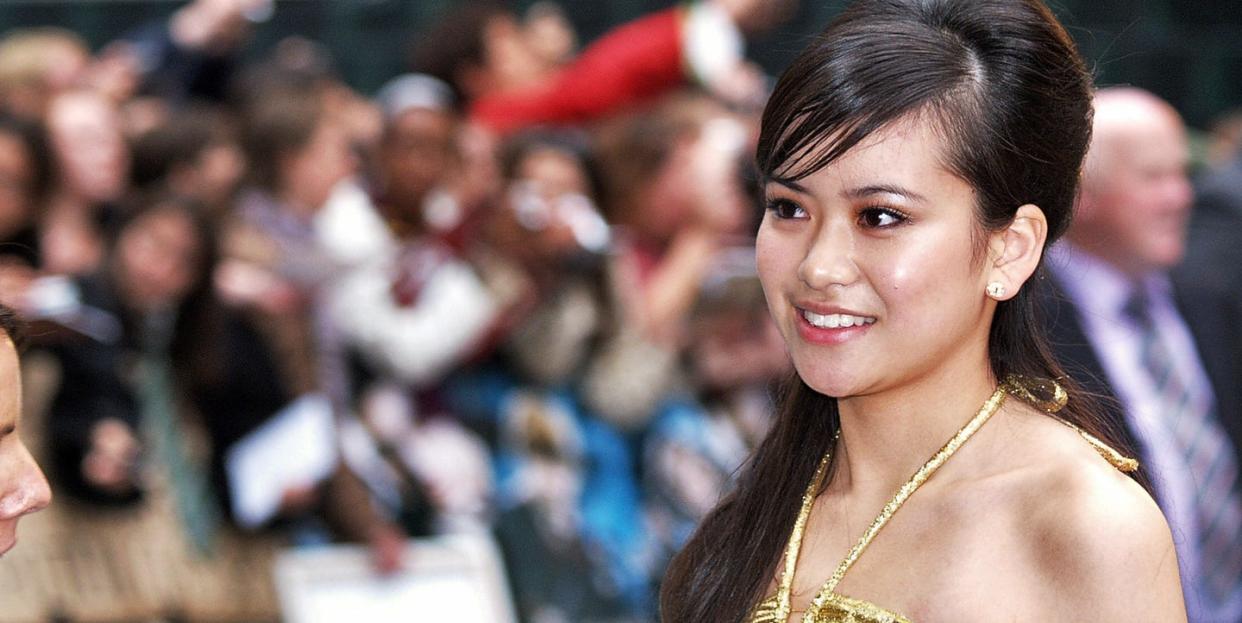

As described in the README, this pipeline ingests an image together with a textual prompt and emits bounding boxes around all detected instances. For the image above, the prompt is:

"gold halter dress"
[748,378,1139,623]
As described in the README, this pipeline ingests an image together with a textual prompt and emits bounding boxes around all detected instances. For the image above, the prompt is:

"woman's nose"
[797,221,860,290]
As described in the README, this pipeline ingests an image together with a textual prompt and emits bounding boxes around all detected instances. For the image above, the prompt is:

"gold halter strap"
[773,384,1010,620]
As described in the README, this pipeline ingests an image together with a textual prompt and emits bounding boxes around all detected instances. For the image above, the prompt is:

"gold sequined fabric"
[750,593,909,623]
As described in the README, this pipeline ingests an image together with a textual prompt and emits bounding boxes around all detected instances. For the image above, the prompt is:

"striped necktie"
[1123,289,1242,606]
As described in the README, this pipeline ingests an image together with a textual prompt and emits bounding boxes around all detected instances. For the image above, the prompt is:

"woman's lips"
[794,307,875,345]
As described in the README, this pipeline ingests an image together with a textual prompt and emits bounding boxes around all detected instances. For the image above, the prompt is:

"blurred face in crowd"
[756,117,996,398]
[691,303,789,391]
[1072,89,1193,276]
[0,333,52,556]
[380,107,455,212]
[523,2,577,69]
[46,91,128,204]
[471,14,546,96]
[0,130,34,238]
[178,140,246,212]
[639,117,751,243]
[281,116,356,213]
[503,146,597,262]
[115,207,203,314]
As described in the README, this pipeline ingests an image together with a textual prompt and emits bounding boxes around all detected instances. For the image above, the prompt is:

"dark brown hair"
[0,113,50,204]
[409,1,512,104]
[659,1,1133,620]
[240,84,325,192]
[0,302,25,351]
[130,104,237,192]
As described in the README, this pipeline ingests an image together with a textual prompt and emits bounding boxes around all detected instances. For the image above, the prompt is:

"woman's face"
[756,117,994,398]
[46,92,129,204]
[0,334,51,556]
[283,116,357,212]
[116,209,204,313]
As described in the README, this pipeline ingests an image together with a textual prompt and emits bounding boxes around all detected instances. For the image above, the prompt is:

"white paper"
[225,393,338,528]
[274,534,517,623]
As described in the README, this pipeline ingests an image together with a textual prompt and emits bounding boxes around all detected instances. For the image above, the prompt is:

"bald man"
[1041,87,1242,622]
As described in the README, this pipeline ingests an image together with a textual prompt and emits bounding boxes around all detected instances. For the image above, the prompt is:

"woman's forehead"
[769,116,958,193]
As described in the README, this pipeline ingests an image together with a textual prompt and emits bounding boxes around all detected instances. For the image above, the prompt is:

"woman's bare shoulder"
[1004,412,1186,620]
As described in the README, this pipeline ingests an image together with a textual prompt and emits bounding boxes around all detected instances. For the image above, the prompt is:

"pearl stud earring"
[986,282,1007,299]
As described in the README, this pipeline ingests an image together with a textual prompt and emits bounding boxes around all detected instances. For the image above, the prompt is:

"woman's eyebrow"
[842,184,929,204]
[763,177,809,194]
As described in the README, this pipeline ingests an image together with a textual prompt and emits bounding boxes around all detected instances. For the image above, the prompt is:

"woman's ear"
[984,204,1048,301]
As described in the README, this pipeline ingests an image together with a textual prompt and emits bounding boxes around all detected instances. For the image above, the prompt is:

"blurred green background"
[2,0,1240,129]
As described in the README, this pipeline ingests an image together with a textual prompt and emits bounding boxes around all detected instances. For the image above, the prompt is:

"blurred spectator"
[642,258,786,577]
[485,129,611,384]
[444,128,649,622]
[36,195,293,619]
[1042,87,1242,621]
[44,197,218,508]
[0,28,91,122]
[124,0,270,105]
[0,303,53,557]
[583,93,751,429]
[1183,112,1242,306]
[326,73,500,387]
[221,80,354,392]
[130,104,245,221]
[222,74,409,571]
[324,74,499,559]
[1204,108,1242,170]
[42,89,130,276]
[0,115,50,310]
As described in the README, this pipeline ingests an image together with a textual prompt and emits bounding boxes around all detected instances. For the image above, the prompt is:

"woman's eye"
[858,207,908,228]
[766,198,806,220]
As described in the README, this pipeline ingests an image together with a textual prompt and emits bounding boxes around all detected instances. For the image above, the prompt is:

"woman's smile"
[794,304,877,345]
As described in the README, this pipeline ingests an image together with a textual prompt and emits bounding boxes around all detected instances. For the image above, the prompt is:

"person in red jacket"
[412,0,789,135]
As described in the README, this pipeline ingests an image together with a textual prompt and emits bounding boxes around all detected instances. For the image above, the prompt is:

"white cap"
[375,73,456,120]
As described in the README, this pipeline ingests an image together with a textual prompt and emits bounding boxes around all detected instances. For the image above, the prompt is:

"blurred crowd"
[0,1,792,621]
[1,0,1241,622]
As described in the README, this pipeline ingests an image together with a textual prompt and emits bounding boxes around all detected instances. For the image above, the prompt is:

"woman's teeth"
[802,310,877,329]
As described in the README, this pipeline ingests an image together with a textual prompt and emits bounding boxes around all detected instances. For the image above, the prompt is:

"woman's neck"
[831,347,998,498]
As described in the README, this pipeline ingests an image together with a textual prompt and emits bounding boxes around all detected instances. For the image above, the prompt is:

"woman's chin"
[798,371,865,399]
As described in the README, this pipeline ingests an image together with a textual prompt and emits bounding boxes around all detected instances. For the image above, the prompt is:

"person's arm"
[328,255,499,387]
[124,0,263,103]
[470,2,744,134]
[47,339,143,504]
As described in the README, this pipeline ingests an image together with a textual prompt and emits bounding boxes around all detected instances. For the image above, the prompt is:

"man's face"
[1076,106,1193,275]
[380,108,455,212]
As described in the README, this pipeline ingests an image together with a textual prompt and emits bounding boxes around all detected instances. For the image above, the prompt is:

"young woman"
[660,1,1187,621]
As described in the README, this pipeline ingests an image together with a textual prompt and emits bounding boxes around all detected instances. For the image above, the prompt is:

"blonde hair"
[0,28,89,113]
